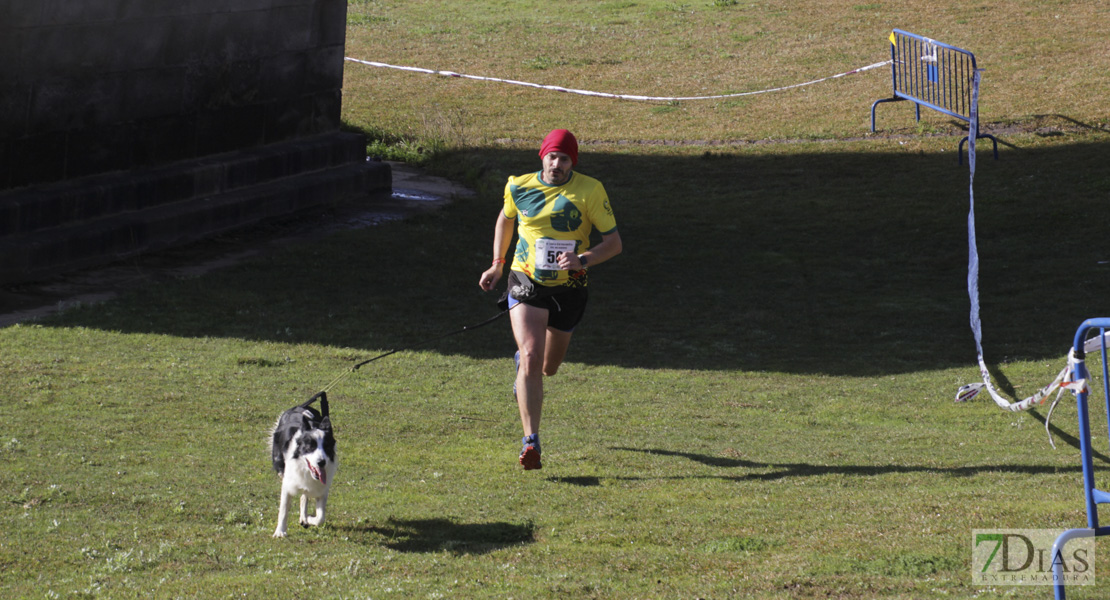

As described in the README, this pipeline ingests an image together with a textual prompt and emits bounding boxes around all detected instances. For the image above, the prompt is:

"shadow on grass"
[334,517,535,554]
[547,475,602,486]
[38,133,1110,377]
[1024,407,1110,464]
[610,446,1110,482]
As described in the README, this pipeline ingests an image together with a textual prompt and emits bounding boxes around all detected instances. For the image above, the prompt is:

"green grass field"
[4,1,1110,598]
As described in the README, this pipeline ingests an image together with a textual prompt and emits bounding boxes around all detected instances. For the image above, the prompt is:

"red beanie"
[539,129,578,165]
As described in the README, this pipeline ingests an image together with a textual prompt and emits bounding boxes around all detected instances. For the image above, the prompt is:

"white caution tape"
[957,350,1085,449]
[921,37,939,63]
[1045,352,1089,449]
[344,57,892,102]
[963,353,1073,413]
[1082,331,1110,354]
[959,69,1086,447]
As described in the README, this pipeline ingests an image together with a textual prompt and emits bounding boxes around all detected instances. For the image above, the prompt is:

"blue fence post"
[1053,319,1110,599]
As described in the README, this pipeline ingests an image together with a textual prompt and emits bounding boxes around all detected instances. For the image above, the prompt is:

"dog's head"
[291,415,335,485]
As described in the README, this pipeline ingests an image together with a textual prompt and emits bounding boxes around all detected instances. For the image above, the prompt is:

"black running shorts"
[505,270,589,332]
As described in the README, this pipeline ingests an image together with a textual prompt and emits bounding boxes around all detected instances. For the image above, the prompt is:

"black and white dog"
[271,392,337,538]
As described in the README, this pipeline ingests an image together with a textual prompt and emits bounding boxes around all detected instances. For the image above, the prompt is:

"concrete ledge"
[0,132,391,284]
[0,131,369,235]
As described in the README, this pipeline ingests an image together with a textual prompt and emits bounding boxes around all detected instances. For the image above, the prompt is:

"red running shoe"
[519,434,542,470]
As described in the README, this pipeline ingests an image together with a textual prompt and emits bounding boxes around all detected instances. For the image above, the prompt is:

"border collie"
[271,392,337,538]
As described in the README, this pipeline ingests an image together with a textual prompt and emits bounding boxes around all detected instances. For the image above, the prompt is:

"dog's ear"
[271,430,286,475]
[319,415,332,432]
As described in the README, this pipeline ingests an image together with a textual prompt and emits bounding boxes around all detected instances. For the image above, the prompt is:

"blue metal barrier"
[870,29,998,164]
[1053,318,1110,599]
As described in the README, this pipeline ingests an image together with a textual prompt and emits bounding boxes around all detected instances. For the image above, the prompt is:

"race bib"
[535,238,577,270]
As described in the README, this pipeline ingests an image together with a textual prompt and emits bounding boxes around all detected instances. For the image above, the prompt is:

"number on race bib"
[535,238,577,270]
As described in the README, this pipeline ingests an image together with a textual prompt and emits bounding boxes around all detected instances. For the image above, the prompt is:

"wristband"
[578,254,589,267]
[492,258,506,266]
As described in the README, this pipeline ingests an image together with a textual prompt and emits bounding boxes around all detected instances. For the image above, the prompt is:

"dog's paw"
[273,529,287,538]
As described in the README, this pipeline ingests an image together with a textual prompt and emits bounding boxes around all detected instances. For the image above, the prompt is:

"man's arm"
[479,211,516,291]
[559,230,622,271]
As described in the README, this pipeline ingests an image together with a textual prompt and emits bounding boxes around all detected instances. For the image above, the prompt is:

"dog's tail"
[299,391,329,418]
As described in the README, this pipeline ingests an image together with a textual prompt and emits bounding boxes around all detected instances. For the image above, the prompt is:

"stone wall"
[0,0,349,190]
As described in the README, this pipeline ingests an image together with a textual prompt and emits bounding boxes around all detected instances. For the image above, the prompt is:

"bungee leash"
[316,308,511,396]
[312,277,552,398]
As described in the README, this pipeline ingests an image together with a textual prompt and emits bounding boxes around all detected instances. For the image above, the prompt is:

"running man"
[478,129,622,470]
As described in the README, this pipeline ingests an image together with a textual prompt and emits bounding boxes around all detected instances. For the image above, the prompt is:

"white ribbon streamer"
[960,69,1087,446]
[344,57,892,102]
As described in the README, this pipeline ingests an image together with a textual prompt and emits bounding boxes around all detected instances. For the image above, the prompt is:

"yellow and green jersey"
[503,171,617,286]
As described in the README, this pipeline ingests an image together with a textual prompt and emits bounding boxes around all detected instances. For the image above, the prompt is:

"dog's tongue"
[306,459,326,485]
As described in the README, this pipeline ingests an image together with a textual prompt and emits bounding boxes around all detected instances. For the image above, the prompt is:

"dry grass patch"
[344,0,1109,145]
